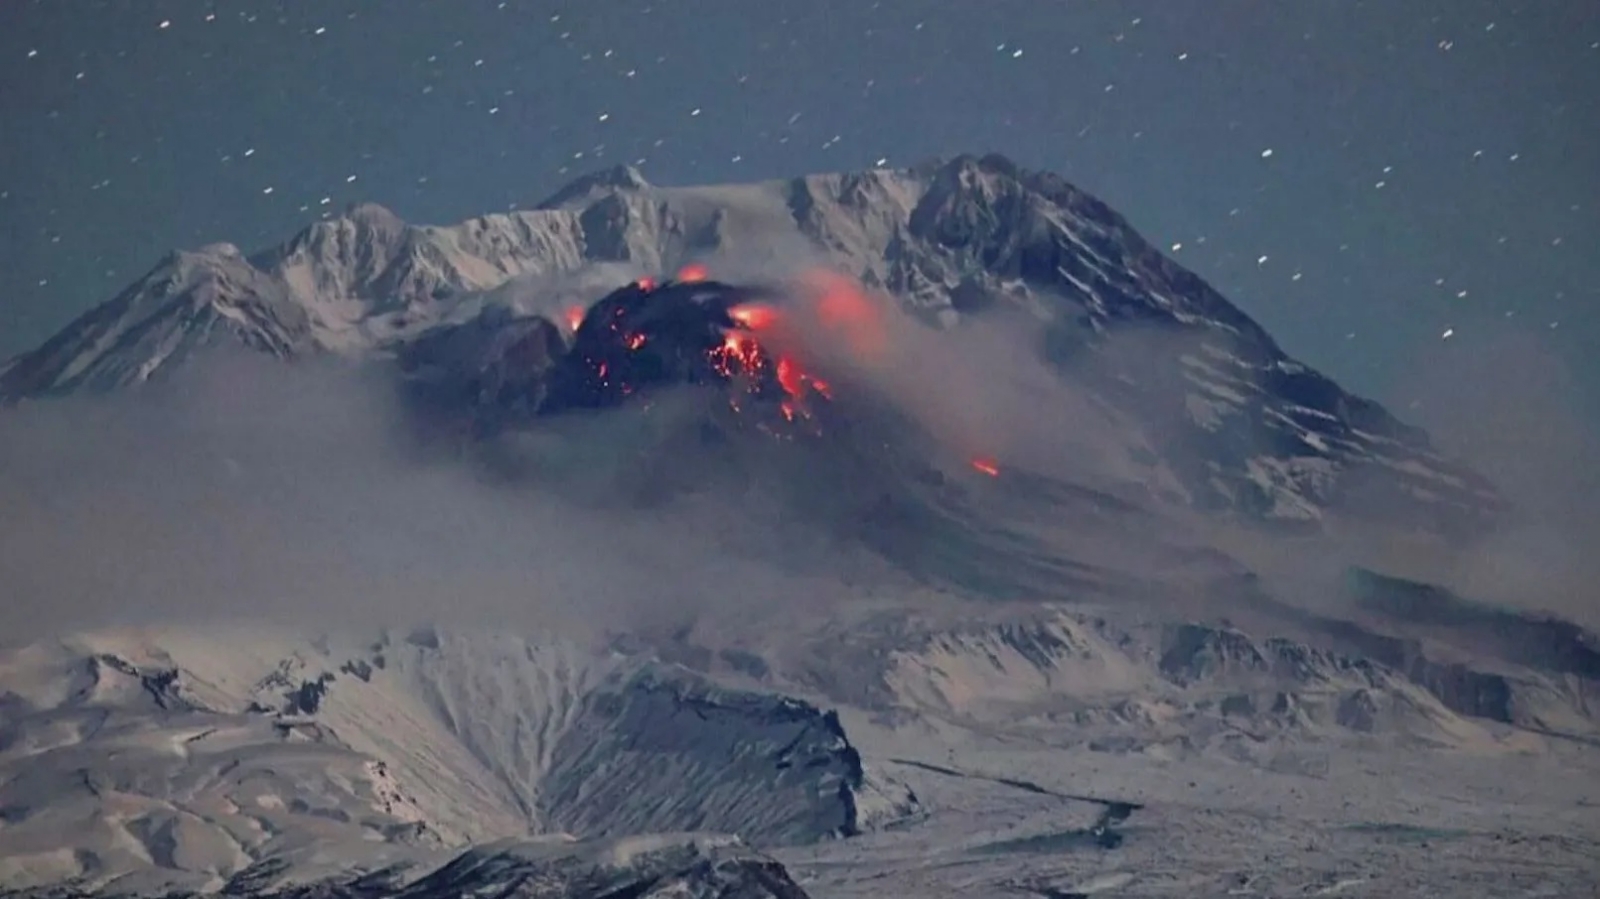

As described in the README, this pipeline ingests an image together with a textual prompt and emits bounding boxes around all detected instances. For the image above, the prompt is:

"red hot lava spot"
[970,457,1001,477]
[728,303,781,331]
[774,356,803,397]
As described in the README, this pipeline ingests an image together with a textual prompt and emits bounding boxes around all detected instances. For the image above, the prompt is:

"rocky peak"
[0,246,315,399]
[538,163,651,209]
[195,240,243,258]
[259,202,415,306]
[344,200,407,230]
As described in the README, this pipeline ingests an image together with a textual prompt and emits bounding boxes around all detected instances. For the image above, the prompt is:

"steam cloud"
[1394,327,1600,627]
[0,352,888,646]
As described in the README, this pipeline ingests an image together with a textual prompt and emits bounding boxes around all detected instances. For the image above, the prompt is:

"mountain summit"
[0,154,1500,533]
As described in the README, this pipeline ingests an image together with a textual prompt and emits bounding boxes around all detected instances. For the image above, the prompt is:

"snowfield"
[2,601,1596,897]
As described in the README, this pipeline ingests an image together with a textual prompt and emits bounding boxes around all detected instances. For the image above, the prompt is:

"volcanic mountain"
[0,154,1501,537]
[6,153,1593,895]
[6,156,1594,899]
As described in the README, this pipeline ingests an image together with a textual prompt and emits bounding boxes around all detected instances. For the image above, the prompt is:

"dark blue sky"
[2,0,1596,422]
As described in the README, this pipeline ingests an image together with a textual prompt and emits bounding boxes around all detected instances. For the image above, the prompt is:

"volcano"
[1,156,1598,899]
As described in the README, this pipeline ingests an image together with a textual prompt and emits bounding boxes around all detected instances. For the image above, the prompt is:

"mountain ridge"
[0,154,1502,534]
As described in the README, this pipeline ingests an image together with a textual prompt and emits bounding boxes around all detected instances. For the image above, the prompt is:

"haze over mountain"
[1,157,1596,898]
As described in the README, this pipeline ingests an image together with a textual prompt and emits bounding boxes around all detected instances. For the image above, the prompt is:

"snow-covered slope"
[650,588,1600,759]
[4,602,1597,898]
[0,628,915,896]
[0,155,1499,534]
[0,244,317,397]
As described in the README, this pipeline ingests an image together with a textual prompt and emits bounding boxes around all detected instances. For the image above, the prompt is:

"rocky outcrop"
[1346,568,1600,681]
[539,666,919,845]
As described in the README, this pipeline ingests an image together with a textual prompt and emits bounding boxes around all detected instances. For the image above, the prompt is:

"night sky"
[2,0,1596,422]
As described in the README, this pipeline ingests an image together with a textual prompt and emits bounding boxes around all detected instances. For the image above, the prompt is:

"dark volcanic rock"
[539,666,917,846]
[397,307,567,432]
[1346,568,1600,681]
[397,278,797,438]
[542,278,782,414]
[263,835,813,899]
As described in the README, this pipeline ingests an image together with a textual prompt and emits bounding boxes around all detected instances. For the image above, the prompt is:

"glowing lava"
[723,301,832,418]
[970,457,1001,477]
[713,332,764,375]
[677,263,710,283]
[564,305,585,332]
[635,276,656,291]
[774,356,803,397]
[728,303,781,330]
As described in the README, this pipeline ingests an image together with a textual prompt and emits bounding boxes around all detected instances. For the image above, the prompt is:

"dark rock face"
[253,837,815,899]
[1346,568,1600,681]
[397,308,568,433]
[1163,585,1600,739]
[539,667,917,846]
[1,836,814,899]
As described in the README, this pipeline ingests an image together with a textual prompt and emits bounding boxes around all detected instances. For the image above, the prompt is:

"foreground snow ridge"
[7,833,811,899]
[0,628,916,896]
